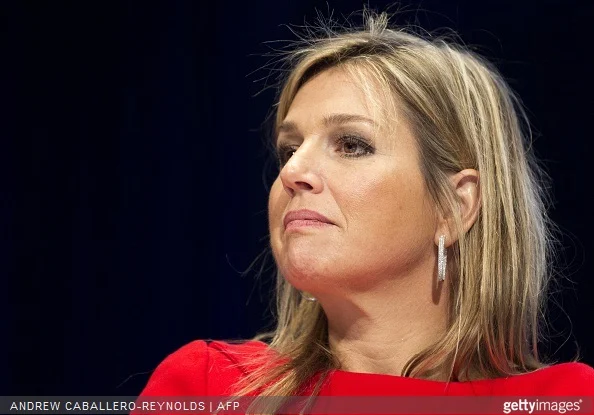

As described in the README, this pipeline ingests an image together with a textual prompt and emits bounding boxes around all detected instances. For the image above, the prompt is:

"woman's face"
[268,67,439,295]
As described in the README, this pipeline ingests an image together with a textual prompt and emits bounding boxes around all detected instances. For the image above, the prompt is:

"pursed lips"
[283,209,334,230]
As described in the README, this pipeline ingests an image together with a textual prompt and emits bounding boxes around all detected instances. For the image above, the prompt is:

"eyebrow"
[276,113,378,136]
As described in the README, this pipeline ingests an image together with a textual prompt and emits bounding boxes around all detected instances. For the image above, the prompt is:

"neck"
[320,270,449,378]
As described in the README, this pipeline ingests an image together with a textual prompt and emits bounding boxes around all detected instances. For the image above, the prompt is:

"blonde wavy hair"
[227,10,557,414]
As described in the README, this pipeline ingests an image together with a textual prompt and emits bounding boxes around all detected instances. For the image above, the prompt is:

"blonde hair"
[229,10,557,413]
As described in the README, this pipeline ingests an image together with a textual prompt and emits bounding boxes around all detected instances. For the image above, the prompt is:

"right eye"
[276,144,297,167]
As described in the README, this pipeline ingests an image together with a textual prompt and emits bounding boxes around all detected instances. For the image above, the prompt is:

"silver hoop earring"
[438,234,447,282]
[300,291,317,302]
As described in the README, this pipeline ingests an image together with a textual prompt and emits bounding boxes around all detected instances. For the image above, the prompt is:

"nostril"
[296,181,313,190]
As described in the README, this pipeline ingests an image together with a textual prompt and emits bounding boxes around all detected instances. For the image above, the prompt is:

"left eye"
[275,134,375,167]
[336,135,375,157]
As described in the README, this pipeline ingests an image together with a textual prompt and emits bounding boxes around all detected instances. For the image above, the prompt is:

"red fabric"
[139,340,594,398]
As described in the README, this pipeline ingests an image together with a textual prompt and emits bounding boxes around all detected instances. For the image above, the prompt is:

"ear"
[434,169,481,247]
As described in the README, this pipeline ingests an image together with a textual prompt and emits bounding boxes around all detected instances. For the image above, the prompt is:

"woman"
[138,11,594,414]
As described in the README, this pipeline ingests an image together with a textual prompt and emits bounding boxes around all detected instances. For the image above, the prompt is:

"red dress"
[138,340,594,414]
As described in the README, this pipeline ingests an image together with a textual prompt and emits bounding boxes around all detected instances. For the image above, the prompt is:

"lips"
[283,209,334,229]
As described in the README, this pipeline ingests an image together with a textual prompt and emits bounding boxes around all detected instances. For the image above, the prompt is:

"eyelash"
[276,135,375,167]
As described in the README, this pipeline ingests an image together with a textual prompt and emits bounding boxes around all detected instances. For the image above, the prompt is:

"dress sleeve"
[138,340,209,396]
[552,362,594,395]
[527,362,594,396]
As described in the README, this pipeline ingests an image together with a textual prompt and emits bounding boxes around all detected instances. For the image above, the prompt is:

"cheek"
[268,178,285,218]
[343,170,436,248]
[268,179,286,241]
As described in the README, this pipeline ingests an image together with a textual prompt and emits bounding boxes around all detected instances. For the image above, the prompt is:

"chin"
[283,261,362,300]
[278,253,333,289]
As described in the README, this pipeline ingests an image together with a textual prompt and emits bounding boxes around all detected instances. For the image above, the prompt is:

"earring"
[438,234,447,282]
[300,291,317,302]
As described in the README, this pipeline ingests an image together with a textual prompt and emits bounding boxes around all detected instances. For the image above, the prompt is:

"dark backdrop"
[2,0,593,395]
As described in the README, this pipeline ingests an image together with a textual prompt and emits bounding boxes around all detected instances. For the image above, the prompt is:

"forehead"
[287,68,374,119]
[280,66,402,136]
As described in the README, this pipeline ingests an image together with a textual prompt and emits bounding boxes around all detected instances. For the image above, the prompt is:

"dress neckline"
[328,363,571,385]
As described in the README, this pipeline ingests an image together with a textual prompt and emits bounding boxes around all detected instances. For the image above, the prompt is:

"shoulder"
[504,362,594,395]
[542,362,594,390]
[138,339,270,396]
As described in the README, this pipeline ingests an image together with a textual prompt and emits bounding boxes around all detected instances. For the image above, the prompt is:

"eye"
[276,143,297,167]
[275,135,375,167]
[336,135,375,157]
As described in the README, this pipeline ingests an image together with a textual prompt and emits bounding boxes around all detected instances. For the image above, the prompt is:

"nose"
[279,143,324,197]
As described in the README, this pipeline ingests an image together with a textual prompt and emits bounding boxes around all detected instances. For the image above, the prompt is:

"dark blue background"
[2,0,593,395]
